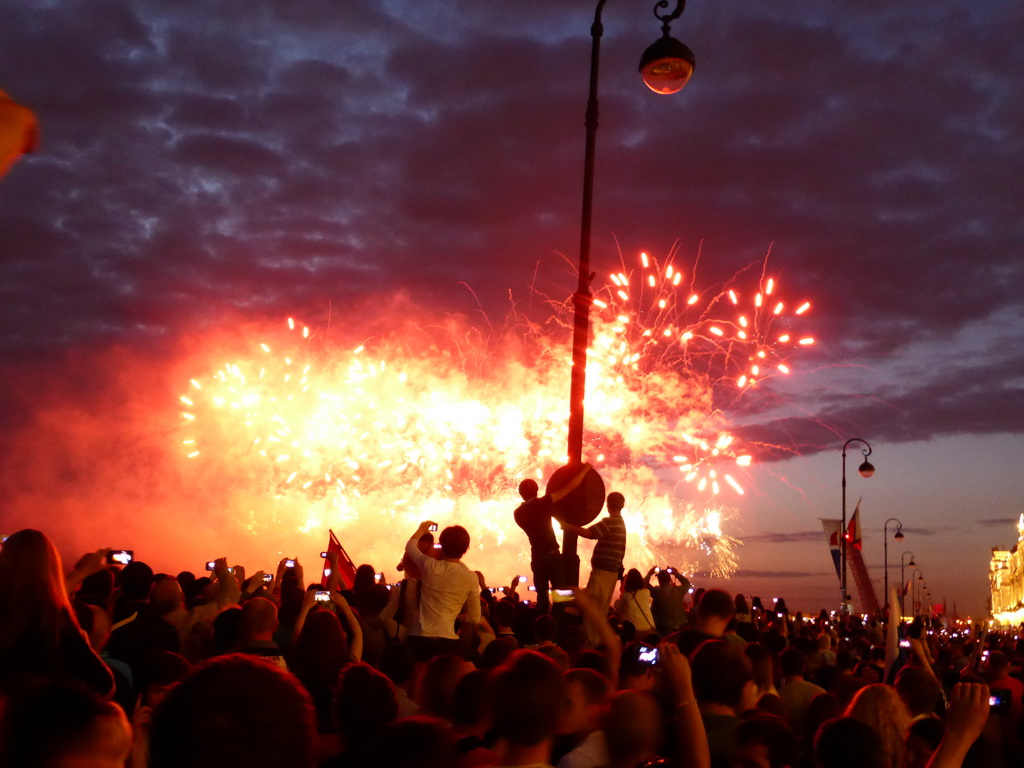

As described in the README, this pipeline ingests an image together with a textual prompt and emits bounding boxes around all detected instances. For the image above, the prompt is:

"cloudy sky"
[1,1,1021,616]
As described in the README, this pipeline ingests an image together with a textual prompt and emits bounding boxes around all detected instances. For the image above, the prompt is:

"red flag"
[322,529,357,589]
[846,499,863,551]
[0,91,39,177]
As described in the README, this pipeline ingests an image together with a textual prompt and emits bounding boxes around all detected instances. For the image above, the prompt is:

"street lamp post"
[912,568,924,616]
[841,438,875,612]
[563,0,695,585]
[900,551,916,616]
[883,517,904,613]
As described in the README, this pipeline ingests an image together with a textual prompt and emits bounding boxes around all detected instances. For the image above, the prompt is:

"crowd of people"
[0,496,1018,767]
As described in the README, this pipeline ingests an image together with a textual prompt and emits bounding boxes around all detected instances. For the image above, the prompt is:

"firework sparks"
[179,252,813,582]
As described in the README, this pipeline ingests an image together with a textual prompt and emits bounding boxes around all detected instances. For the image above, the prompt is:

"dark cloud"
[977,518,1018,528]
[743,531,822,544]
[733,569,827,579]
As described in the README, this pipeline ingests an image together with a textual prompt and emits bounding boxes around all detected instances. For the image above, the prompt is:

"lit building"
[990,514,1024,626]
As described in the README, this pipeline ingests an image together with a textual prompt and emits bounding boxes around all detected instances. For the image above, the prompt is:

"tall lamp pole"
[883,517,904,613]
[563,0,695,584]
[912,568,923,616]
[900,551,916,616]
[841,438,875,612]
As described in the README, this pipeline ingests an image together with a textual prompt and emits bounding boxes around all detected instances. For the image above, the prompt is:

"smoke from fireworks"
[179,252,812,582]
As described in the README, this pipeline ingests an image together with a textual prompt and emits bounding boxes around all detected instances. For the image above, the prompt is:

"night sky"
[1,1,1021,616]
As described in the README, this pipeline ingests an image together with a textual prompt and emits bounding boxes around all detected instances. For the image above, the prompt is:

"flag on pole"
[846,499,863,550]
[321,529,357,589]
[821,519,843,585]
[0,90,39,177]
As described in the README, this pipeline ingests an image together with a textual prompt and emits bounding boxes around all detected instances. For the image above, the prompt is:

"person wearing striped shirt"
[560,492,627,646]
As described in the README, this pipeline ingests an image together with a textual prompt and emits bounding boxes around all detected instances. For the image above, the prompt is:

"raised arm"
[643,566,658,590]
[924,682,990,768]
[661,643,711,768]
[574,587,621,683]
[212,557,242,607]
[65,548,111,594]
[331,591,363,662]
[405,521,435,572]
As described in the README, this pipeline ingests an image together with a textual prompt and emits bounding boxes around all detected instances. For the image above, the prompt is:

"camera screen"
[637,646,659,665]
[263,573,274,582]
[314,590,331,602]
[989,690,1010,707]
[285,559,296,568]
[108,550,133,565]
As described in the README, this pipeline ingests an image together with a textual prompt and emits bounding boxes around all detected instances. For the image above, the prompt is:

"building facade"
[990,514,1024,625]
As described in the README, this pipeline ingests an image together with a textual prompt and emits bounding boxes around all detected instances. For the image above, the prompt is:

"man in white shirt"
[404,520,482,660]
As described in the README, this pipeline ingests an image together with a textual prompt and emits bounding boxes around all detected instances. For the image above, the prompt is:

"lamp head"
[894,529,905,541]
[909,558,916,567]
[639,33,695,94]
[858,459,875,478]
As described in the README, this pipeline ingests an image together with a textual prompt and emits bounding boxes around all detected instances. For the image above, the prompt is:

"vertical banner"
[821,519,842,586]
[845,501,880,614]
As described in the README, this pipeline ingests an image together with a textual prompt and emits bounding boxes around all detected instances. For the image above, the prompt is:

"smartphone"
[320,551,328,558]
[989,689,1010,713]
[262,573,274,583]
[107,550,134,565]
[636,645,659,665]
[285,559,296,568]
[518,576,527,583]
[528,586,537,592]
[205,560,217,571]
[899,639,911,649]
[551,589,575,604]
[429,523,438,531]
[654,566,661,573]
[314,590,331,602]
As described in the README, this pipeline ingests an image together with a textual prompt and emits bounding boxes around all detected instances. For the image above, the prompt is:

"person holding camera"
[403,520,481,660]
[150,556,240,662]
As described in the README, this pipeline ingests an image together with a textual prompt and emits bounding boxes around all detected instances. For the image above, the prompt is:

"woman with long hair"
[844,682,911,768]
[614,568,655,635]
[289,603,360,734]
[0,529,113,696]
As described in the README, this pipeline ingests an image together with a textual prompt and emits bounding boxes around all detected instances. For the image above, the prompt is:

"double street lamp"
[883,517,904,613]
[563,0,695,585]
[840,438,875,612]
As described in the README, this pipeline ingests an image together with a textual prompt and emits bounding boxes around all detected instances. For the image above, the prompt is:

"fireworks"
[178,252,813,581]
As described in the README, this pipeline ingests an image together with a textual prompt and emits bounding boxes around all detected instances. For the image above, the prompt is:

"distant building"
[990,514,1024,626]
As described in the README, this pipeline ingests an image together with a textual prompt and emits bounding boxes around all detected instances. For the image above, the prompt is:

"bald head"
[242,597,278,641]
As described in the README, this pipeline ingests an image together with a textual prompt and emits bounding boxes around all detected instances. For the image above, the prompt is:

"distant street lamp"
[841,438,875,611]
[563,0,695,586]
[883,518,904,613]
[912,568,924,616]
[900,551,916,616]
